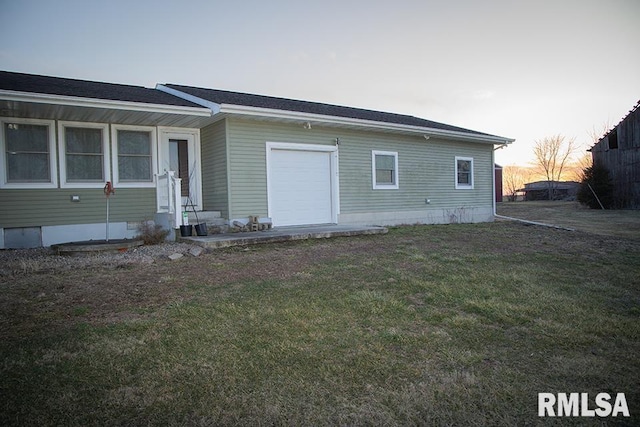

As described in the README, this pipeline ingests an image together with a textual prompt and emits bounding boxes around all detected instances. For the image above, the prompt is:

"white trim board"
[0,117,58,189]
[57,121,111,189]
[221,105,514,145]
[372,150,399,190]
[156,85,221,115]
[157,86,514,145]
[110,124,158,188]
[157,127,203,210]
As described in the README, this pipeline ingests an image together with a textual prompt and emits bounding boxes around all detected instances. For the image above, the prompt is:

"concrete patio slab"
[179,225,388,249]
[52,239,144,255]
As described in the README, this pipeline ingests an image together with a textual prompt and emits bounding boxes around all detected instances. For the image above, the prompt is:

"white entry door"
[158,129,202,210]
[267,143,338,226]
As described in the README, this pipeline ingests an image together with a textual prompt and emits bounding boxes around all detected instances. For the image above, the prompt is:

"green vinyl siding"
[200,120,229,218]
[224,117,493,220]
[226,118,335,219]
[339,131,493,213]
[0,188,155,228]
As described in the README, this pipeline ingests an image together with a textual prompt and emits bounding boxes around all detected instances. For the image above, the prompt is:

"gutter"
[156,85,515,145]
[492,149,497,217]
[220,104,515,145]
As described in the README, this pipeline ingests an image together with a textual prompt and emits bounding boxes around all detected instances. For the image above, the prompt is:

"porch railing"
[156,170,182,228]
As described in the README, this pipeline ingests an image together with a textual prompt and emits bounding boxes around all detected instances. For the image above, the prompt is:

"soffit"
[0,99,218,128]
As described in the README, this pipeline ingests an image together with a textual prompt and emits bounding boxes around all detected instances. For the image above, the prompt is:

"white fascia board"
[155,84,221,114]
[219,104,515,145]
[0,89,212,117]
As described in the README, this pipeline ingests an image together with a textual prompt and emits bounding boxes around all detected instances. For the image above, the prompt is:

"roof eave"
[219,104,515,145]
[156,85,514,144]
[0,89,212,117]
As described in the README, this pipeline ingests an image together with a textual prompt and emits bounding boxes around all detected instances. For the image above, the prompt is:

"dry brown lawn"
[1,211,639,425]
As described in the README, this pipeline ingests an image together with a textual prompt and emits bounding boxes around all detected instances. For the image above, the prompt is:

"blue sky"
[1,0,639,166]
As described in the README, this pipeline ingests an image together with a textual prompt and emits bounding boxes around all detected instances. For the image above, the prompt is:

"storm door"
[159,130,201,210]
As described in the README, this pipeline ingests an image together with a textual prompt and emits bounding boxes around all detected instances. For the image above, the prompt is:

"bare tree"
[588,121,612,147]
[559,123,609,181]
[532,135,578,200]
[502,165,535,201]
[573,153,593,180]
[580,121,612,177]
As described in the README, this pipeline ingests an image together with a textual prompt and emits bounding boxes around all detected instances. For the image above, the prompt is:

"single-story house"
[0,70,514,248]
[520,180,580,201]
[588,100,640,209]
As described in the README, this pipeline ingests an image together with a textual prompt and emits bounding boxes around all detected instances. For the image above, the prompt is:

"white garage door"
[269,147,335,226]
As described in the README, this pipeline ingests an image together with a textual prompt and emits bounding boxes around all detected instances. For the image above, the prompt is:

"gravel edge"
[0,242,205,276]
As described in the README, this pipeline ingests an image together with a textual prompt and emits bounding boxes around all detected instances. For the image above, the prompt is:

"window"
[0,118,57,188]
[112,125,156,187]
[372,150,399,189]
[59,122,110,188]
[455,156,474,189]
[608,129,618,149]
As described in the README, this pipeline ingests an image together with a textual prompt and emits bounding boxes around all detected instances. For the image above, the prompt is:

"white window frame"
[0,117,57,189]
[58,121,110,188]
[111,124,157,188]
[372,150,399,190]
[455,156,474,189]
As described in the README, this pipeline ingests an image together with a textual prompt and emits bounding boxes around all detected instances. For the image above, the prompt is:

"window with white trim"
[112,125,156,187]
[59,122,110,188]
[372,150,399,189]
[0,118,57,188]
[455,156,474,189]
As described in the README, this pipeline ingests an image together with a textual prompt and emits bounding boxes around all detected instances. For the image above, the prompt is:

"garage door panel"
[269,149,334,226]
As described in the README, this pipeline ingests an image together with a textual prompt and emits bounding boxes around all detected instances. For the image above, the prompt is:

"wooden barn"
[589,100,640,209]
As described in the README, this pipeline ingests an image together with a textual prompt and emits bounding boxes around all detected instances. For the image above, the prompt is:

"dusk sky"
[1,0,638,166]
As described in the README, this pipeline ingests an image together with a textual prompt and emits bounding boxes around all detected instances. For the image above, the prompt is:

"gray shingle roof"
[164,84,493,137]
[0,70,505,139]
[0,70,203,108]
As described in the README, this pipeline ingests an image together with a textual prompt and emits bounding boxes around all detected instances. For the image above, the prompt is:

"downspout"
[492,148,496,218]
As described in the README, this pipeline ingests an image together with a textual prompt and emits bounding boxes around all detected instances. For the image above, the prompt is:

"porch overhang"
[0,89,213,128]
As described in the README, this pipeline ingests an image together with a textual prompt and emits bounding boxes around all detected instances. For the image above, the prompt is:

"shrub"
[137,221,169,245]
[577,163,613,209]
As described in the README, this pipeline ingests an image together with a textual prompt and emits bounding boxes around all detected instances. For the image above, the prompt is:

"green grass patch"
[1,222,639,425]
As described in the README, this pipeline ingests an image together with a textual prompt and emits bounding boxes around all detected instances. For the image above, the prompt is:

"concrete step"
[180,225,388,249]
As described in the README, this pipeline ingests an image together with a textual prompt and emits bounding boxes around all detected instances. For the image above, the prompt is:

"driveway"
[496,201,640,239]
